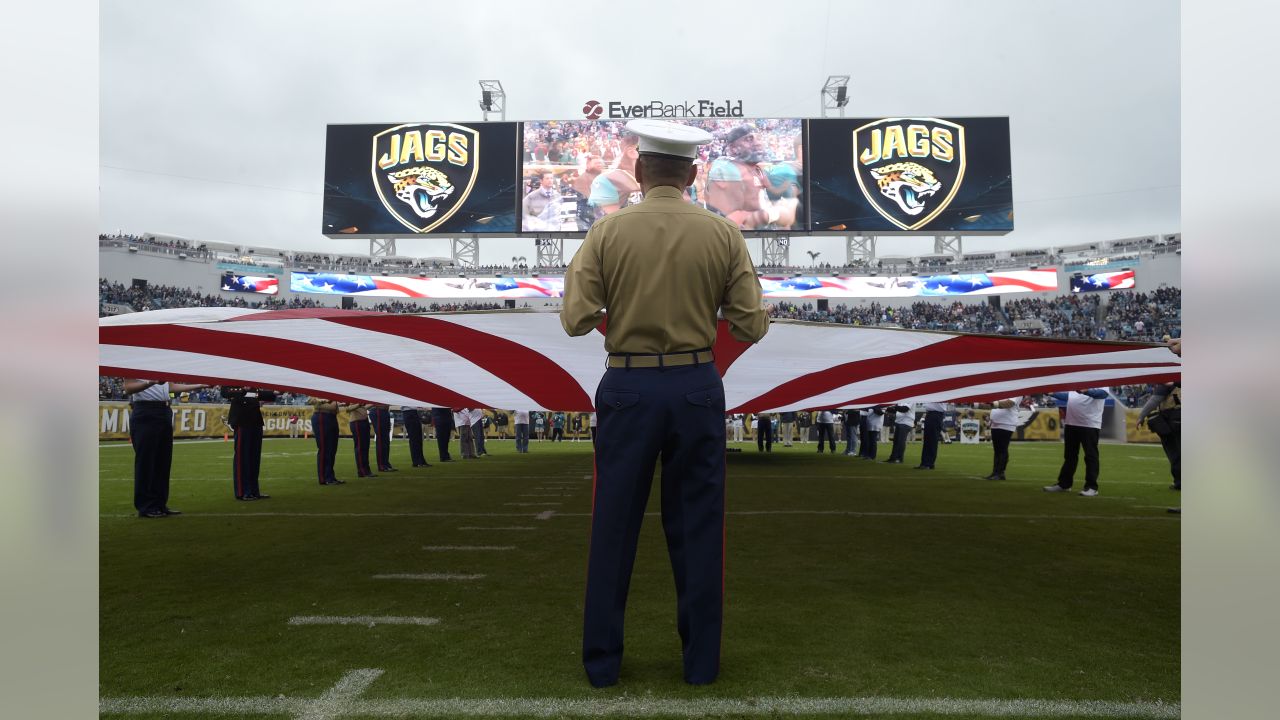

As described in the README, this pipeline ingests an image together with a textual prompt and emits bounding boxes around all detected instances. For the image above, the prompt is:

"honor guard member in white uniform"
[562,118,768,688]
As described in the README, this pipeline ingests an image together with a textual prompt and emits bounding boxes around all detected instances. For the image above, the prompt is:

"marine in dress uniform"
[222,385,277,500]
[562,119,768,688]
[309,397,343,485]
[124,378,208,517]
[347,403,374,477]
[368,404,397,472]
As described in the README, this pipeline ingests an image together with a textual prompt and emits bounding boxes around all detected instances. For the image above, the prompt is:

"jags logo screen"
[808,117,1012,235]
[322,122,519,237]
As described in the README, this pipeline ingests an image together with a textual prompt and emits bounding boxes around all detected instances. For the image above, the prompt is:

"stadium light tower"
[820,76,850,117]
[479,80,506,121]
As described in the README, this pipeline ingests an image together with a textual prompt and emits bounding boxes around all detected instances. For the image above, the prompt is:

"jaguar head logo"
[869,162,941,216]
[853,118,966,231]
[386,166,455,220]
[371,123,480,233]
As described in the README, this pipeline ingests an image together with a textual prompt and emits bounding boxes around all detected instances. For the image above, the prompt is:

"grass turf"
[100,436,1180,718]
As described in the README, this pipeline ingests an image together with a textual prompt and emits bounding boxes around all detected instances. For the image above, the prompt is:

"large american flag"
[99,308,1180,412]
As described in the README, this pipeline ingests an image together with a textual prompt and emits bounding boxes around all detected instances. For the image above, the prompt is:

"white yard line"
[458,526,538,531]
[288,616,439,627]
[372,573,485,581]
[503,502,562,506]
[423,545,515,551]
[100,690,1181,718]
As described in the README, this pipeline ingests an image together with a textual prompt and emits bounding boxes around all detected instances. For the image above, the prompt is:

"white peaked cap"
[625,119,712,160]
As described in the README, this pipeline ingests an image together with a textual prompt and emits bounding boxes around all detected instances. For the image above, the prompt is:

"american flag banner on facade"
[99,308,1180,413]
[1069,270,1137,293]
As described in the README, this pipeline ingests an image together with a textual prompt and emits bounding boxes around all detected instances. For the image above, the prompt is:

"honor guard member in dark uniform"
[124,378,209,517]
[562,118,769,688]
[430,407,455,462]
[400,406,431,467]
[915,401,948,469]
[308,397,343,485]
[368,404,397,472]
[222,385,278,500]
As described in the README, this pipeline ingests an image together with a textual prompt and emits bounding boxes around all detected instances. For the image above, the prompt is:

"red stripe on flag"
[735,334,1148,412]
[99,325,482,407]
[326,315,594,411]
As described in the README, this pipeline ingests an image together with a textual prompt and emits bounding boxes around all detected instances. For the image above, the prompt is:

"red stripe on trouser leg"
[234,429,242,497]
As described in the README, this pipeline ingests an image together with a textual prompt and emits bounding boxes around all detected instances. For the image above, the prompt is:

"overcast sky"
[100,0,1179,265]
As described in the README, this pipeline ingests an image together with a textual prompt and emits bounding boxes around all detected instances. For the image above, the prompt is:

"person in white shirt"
[984,396,1023,480]
[916,401,949,469]
[124,378,209,518]
[469,408,488,457]
[514,409,532,453]
[884,403,914,463]
[455,408,476,459]
[1044,389,1108,496]
[815,409,837,453]
[731,414,744,443]
[588,412,598,443]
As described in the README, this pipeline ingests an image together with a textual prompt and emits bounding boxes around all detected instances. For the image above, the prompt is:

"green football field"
[99,437,1180,719]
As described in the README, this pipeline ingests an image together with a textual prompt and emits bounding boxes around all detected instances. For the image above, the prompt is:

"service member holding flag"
[562,118,768,688]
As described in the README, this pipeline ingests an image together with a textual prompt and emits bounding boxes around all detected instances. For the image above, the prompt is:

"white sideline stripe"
[288,616,439,627]
[458,526,538,530]
[372,573,485,581]
[99,694,1181,718]
[423,545,515,551]
[101,510,1174,522]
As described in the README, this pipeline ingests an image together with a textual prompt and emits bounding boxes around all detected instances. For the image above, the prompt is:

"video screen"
[808,116,1013,234]
[322,122,520,237]
[519,119,804,234]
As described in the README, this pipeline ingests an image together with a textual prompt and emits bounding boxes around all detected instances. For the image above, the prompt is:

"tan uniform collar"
[643,185,685,200]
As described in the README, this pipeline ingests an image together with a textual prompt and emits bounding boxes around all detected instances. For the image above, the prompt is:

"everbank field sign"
[581,99,745,119]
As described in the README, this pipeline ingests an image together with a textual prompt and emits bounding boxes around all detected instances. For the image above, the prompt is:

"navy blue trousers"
[583,363,725,687]
[232,425,264,498]
[888,423,910,461]
[131,406,173,515]
[312,412,339,484]
[860,429,880,459]
[369,407,395,470]
[402,409,427,465]
[920,411,944,467]
[431,409,454,461]
[350,419,372,475]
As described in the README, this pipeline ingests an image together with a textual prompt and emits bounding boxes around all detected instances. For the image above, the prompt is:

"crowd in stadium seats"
[1104,287,1182,342]
[367,300,514,313]
[99,279,323,316]
[1003,295,1104,339]
[766,300,1009,333]
[100,233,214,259]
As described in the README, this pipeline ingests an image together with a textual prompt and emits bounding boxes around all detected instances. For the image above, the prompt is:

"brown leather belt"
[606,349,714,369]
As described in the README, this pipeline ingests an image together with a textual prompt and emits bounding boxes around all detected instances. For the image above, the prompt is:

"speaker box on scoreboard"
[132,278,147,290]
[341,297,355,310]
[817,299,829,312]
[504,299,516,309]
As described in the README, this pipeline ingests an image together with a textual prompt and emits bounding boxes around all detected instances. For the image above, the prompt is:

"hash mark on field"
[423,545,515,551]
[372,573,484,581]
[297,668,382,720]
[99,690,1181,718]
[536,510,557,521]
[288,616,439,627]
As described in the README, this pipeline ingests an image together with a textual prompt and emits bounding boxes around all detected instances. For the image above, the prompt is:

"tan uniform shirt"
[346,404,370,422]
[309,398,339,413]
[561,185,768,353]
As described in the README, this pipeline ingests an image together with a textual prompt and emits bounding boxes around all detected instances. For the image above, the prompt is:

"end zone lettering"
[605,100,744,119]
